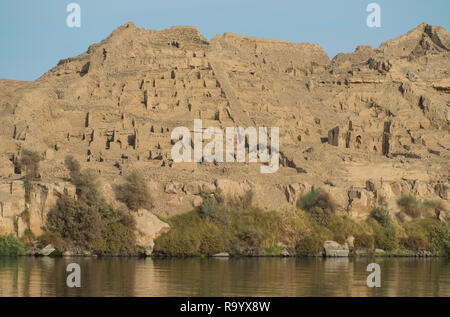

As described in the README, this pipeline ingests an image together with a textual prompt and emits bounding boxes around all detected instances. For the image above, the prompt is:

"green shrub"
[37,231,66,250]
[45,195,136,254]
[96,222,136,255]
[115,171,153,211]
[374,229,398,250]
[154,204,287,256]
[400,236,430,251]
[297,188,335,213]
[295,234,323,256]
[236,227,264,250]
[199,224,227,255]
[198,197,223,220]
[370,207,392,227]
[308,207,333,226]
[297,188,319,211]
[153,211,204,256]
[46,196,104,249]
[297,189,336,228]
[44,158,137,255]
[20,229,35,247]
[263,245,285,256]
[232,208,284,249]
[397,195,422,218]
[429,222,450,255]
[422,200,444,219]
[0,234,25,256]
[65,155,81,179]
[354,233,374,250]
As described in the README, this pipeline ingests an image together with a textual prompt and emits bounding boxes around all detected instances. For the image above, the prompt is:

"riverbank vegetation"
[38,156,137,255]
[0,234,25,256]
[153,188,450,257]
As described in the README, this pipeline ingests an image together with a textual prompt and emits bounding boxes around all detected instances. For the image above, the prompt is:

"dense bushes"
[397,195,422,218]
[400,218,449,253]
[42,157,136,255]
[154,197,285,257]
[396,195,444,219]
[115,171,153,211]
[429,222,450,255]
[46,196,104,249]
[354,232,375,250]
[297,188,336,213]
[297,188,336,226]
[154,187,450,257]
[0,234,25,256]
[370,208,392,227]
[155,190,351,257]
[295,234,323,256]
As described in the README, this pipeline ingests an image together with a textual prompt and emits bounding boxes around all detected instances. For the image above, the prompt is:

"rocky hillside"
[0,22,449,240]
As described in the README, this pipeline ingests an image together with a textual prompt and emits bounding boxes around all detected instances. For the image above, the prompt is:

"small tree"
[65,155,81,180]
[115,171,153,211]
[46,196,103,249]
[64,155,100,202]
[19,150,41,180]
[297,188,337,213]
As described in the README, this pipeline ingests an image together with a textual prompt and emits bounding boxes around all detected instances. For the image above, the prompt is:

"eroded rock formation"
[0,22,449,238]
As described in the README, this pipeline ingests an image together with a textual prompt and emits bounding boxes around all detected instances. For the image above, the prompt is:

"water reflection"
[0,257,448,297]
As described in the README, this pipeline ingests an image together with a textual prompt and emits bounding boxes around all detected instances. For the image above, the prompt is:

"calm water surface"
[0,257,449,297]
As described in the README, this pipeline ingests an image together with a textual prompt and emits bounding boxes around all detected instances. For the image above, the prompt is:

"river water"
[0,257,448,297]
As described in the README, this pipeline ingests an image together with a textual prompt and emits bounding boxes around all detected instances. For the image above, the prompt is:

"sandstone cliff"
[0,22,449,239]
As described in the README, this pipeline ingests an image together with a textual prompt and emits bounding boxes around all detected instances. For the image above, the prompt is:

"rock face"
[323,240,349,257]
[134,209,170,256]
[0,22,449,239]
[38,244,56,256]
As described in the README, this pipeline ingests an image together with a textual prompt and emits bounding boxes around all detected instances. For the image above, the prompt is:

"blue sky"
[1,0,449,81]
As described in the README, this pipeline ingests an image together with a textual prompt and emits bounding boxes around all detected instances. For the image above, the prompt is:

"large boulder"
[214,179,251,201]
[134,209,170,256]
[323,240,349,257]
[38,244,56,256]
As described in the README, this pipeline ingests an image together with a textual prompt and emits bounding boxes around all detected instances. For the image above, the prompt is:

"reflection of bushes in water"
[42,156,136,255]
